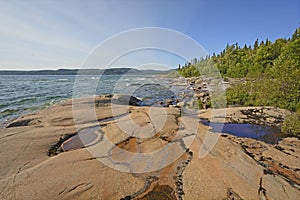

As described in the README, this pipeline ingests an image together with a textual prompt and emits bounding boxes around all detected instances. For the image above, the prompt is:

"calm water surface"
[201,119,282,144]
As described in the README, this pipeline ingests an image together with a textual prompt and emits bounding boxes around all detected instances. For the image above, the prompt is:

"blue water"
[0,75,177,123]
[201,120,282,144]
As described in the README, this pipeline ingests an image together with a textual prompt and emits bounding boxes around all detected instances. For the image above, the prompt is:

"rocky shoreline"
[162,76,291,128]
[0,79,299,199]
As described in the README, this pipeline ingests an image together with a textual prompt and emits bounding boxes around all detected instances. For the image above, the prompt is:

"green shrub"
[198,99,203,109]
[282,113,300,136]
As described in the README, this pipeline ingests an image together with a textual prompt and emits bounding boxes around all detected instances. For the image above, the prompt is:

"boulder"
[111,94,142,106]
[195,79,203,85]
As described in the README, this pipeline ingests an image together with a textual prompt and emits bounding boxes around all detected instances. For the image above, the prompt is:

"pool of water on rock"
[201,120,282,144]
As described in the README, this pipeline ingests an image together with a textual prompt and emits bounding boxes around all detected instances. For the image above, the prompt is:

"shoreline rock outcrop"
[199,106,292,128]
[0,95,299,200]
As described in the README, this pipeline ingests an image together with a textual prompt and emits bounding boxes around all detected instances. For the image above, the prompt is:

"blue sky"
[0,0,299,70]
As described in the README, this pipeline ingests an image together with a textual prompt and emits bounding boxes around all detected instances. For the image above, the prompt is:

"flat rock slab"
[0,97,299,200]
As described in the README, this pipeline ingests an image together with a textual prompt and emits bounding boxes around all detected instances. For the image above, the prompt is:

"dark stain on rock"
[7,119,33,128]
[226,188,243,200]
[138,185,176,200]
[120,196,132,200]
[47,133,77,156]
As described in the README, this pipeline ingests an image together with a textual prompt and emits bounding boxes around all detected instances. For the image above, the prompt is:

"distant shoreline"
[0,68,173,75]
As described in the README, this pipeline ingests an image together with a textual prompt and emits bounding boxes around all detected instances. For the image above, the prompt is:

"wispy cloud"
[0,0,180,70]
[0,0,98,69]
[0,0,298,70]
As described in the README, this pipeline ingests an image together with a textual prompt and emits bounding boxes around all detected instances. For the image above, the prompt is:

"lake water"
[0,75,179,123]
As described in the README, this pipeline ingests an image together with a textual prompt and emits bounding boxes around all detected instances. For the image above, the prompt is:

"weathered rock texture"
[226,106,292,127]
[199,106,292,127]
[0,96,299,200]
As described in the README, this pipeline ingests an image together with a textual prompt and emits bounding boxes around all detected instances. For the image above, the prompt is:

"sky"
[0,0,299,70]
